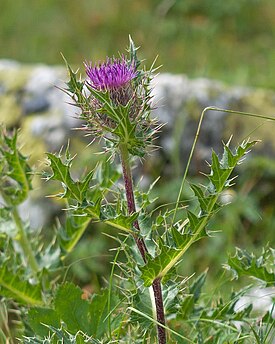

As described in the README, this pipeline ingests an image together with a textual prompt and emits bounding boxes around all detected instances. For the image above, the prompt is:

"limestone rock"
[152,73,275,175]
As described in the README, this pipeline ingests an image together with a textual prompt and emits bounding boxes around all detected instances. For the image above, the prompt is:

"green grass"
[1,0,275,88]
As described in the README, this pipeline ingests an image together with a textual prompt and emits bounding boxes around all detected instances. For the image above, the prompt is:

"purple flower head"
[82,54,153,151]
[85,57,137,92]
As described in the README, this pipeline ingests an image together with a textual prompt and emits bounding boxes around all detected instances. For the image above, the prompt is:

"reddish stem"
[119,144,166,344]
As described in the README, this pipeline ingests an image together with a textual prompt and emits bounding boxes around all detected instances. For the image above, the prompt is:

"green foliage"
[26,308,60,338]
[46,151,94,203]
[22,329,101,344]
[131,288,155,331]
[179,271,207,319]
[0,239,42,305]
[89,288,121,338]
[87,87,150,156]
[0,123,268,342]
[0,123,272,343]
[226,247,275,285]
[60,211,90,254]
[140,140,258,286]
[26,282,121,341]
[46,148,137,241]
[0,31,274,341]
[53,283,91,334]
[0,263,42,306]
[0,126,32,205]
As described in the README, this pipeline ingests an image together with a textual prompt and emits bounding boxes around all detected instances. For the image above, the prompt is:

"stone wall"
[152,73,275,173]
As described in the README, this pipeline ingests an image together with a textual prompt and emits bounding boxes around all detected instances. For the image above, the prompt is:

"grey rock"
[0,59,21,69]
[24,65,64,94]
[151,73,270,174]
[22,94,50,115]
[47,85,81,128]
[30,113,68,150]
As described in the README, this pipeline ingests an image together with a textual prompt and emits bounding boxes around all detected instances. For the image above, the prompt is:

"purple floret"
[85,57,137,91]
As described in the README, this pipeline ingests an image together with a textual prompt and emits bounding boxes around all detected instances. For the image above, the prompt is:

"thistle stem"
[0,190,39,275]
[119,143,166,344]
[12,206,40,274]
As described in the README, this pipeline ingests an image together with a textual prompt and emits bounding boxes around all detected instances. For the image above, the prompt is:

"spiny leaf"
[27,307,60,338]
[170,227,190,248]
[62,54,86,106]
[94,158,120,189]
[140,222,207,287]
[0,238,42,305]
[88,292,109,338]
[162,281,181,314]
[0,127,32,205]
[0,260,42,305]
[208,150,234,193]
[189,184,209,213]
[131,289,154,330]
[26,282,121,341]
[140,245,179,287]
[187,210,207,239]
[190,271,207,303]
[207,140,258,193]
[198,287,253,323]
[86,86,148,157]
[225,247,275,285]
[135,177,160,213]
[140,140,258,286]
[179,271,207,319]
[0,207,17,238]
[82,203,136,234]
[100,205,138,229]
[59,211,91,255]
[87,87,126,125]
[46,151,134,234]
[22,328,101,343]
[128,35,141,69]
[46,152,94,202]
[54,282,91,334]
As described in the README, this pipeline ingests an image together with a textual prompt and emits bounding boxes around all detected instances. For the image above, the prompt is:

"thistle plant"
[0,38,274,343]
[66,39,166,343]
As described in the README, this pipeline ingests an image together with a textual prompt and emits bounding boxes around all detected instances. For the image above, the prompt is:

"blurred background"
[1,0,275,88]
[0,0,275,293]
